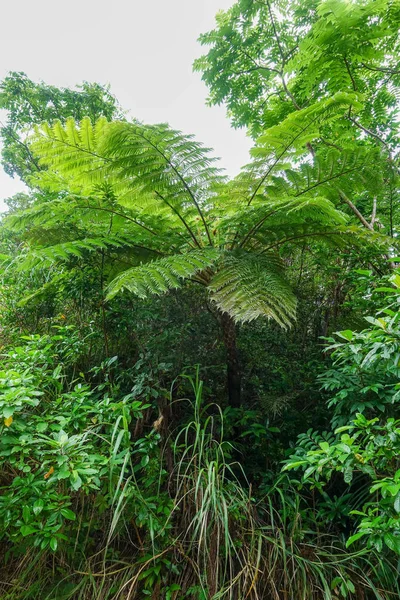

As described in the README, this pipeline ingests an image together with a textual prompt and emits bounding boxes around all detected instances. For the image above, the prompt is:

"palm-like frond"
[221,195,348,249]
[29,118,225,248]
[30,117,110,189]
[265,147,384,201]
[16,234,158,270]
[209,252,297,326]
[100,121,224,246]
[106,248,221,300]
[238,92,361,207]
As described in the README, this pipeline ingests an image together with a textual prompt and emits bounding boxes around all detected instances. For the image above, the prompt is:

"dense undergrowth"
[1,290,400,599]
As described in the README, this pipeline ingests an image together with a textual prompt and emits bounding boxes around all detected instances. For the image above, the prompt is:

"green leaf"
[20,525,36,537]
[60,508,76,521]
[33,499,44,516]
[50,537,58,552]
[22,506,31,523]
[3,406,14,418]
[337,330,354,341]
[70,471,83,491]
[346,531,366,547]
[384,533,400,553]
[36,422,48,433]
[347,581,355,594]
[394,492,400,514]
[303,466,316,480]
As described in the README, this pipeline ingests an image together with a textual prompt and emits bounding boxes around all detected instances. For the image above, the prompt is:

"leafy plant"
[6,93,379,405]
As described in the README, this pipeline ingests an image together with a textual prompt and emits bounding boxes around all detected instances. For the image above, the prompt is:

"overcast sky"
[0,0,252,211]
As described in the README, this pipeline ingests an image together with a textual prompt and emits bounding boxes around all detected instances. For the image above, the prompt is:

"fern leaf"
[16,234,153,270]
[106,248,221,300]
[209,252,297,326]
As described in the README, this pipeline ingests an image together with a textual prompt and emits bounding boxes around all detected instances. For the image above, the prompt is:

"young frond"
[209,252,297,327]
[106,248,221,300]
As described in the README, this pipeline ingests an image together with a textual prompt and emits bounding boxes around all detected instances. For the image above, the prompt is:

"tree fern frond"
[29,118,225,247]
[235,92,362,207]
[16,234,158,270]
[209,252,297,326]
[30,117,110,186]
[217,195,347,249]
[271,148,384,201]
[106,248,221,300]
[100,121,224,245]
[259,224,392,252]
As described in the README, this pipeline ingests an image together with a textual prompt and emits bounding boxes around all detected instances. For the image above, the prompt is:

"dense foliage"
[1,1,400,598]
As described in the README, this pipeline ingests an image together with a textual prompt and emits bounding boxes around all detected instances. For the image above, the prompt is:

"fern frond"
[216,193,347,249]
[30,117,110,187]
[209,252,297,326]
[101,121,224,245]
[254,93,360,157]
[16,234,157,270]
[29,118,225,247]
[106,248,221,300]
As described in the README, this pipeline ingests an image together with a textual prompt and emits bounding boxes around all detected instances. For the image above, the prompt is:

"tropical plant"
[6,90,381,406]
[1,350,398,599]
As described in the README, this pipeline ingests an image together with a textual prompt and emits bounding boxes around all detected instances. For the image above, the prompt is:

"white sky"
[0,0,252,211]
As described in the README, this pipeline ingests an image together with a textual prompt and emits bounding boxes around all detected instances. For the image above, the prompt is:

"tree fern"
[5,108,385,405]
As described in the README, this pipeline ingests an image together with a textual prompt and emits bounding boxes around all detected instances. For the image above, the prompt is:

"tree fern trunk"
[219,311,241,407]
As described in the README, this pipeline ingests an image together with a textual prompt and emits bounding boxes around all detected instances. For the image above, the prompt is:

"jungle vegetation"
[0,0,400,598]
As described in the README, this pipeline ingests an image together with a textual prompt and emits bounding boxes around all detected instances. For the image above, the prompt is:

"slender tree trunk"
[219,311,242,407]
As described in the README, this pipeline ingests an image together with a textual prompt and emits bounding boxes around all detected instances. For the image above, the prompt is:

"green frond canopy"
[253,92,361,159]
[17,110,387,332]
[106,248,221,301]
[209,252,297,327]
[28,118,225,248]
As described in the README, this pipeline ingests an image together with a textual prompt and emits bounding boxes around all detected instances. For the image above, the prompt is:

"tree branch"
[338,190,374,231]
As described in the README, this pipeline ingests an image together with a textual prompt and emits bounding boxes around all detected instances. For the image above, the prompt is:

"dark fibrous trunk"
[219,311,241,408]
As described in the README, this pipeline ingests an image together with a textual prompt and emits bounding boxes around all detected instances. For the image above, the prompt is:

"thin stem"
[246,112,322,207]
[74,203,158,236]
[154,191,201,248]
